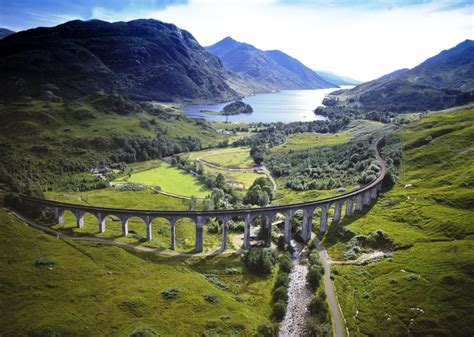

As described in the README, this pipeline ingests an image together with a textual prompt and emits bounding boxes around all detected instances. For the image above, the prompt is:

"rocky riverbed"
[278,241,313,336]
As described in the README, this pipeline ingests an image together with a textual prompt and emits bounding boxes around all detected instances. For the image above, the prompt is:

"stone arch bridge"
[17,138,387,253]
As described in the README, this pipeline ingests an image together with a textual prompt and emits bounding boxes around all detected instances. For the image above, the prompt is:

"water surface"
[183,88,343,123]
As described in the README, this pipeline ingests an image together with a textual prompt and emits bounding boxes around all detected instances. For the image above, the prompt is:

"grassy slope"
[327,107,474,336]
[0,208,274,336]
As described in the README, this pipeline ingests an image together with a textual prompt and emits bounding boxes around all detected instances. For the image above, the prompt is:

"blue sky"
[0,0,472,80]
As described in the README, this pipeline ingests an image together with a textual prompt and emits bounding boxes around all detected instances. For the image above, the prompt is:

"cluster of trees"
[243,177,274,207]
[222,101,253,115]
[110,134,202,164]
[234,117,352,154]
[272,254,293,321]
[305,248,332,336]
[268,140,380,191]
[243,247,278,274]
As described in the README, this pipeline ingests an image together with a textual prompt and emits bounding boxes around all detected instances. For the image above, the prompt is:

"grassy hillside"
[0,207,275,336]
[0,94,230,194]
[325,107,474,336]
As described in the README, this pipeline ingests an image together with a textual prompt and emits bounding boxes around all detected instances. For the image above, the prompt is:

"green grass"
[272,131,352,152]
[117,161,211,198]
[186,147,255,169]
[325,107,474,336]
[0,208,275,336]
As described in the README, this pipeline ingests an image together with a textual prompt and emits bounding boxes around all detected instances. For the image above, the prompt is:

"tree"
[215,173,225,189]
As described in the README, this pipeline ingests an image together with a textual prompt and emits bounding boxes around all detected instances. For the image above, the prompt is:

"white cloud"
[90,0,474,81]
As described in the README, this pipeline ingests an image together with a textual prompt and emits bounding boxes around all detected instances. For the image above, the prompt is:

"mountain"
[206,37,335,90]
[0,28,14,39]
[0,19,240,102]
[325,40,474,113]
[314,70,361,86]
[377,68,409,81]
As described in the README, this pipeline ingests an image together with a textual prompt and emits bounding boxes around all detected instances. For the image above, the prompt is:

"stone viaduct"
[17,138,387,253]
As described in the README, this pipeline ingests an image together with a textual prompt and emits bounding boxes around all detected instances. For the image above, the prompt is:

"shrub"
[160,288,179,300]
[204,274,229,290]
[34,256,56,268]
[274,272,290,289]
[278,254,293,273]
[405,273,418,281]
[204,293,219,303]
[257,323,278,337]
[272,286,288,303]
[118,298,147,317]
[307,266,322,290]
[306,321,332,337]
[243,247,277,274]
[272,300,287,321]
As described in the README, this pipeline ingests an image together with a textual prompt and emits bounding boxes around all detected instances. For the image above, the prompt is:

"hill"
[322,40,474,114]
[0,28,14,39]
[325,107,474,336]
[0,19,240,102]
[0,93,230,195]
[314,70,361,86]
[0,206,274,336]
[206,37,336,90]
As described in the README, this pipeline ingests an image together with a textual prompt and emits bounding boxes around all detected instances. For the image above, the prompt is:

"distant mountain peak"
[207,37,336,90]
[0,28,15,39]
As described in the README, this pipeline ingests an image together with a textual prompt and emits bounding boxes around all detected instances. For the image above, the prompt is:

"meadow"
[117,161,211,198]
[325,107,474,336]
[186,146,255,169]
[0,208,276,336]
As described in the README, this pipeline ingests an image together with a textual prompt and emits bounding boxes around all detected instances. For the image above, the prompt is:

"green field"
[186,146,255,169]
[272,131,352,152]
[0,208,275,336]
[325,107,474,336]
[117,161,211,198]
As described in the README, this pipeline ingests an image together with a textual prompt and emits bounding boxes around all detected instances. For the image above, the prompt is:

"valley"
[0,10,473,337]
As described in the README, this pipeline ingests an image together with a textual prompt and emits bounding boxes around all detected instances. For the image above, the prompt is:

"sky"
[0,0,472,81]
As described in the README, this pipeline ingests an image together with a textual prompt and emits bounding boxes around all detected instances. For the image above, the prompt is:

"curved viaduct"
[17,138,387,253]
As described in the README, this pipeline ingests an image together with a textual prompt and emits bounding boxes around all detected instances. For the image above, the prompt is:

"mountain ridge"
[324,39,474,114]
[314,70,361,86]
[206,37,336,90]
[0,19,242,102]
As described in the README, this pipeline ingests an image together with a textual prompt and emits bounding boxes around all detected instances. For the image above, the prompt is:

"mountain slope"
[324,40,474,113]
[0,28,14,39]
[314,70,361,86]
[0,19,239,102]
[206,37,335,90]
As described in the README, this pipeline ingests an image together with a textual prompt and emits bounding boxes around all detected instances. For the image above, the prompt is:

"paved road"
[312,237,345,337]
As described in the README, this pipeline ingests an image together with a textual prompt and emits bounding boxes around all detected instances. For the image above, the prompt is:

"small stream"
[278,240,313,336]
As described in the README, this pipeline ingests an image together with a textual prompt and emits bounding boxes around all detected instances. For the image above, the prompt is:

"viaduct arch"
[17,138,387,253]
